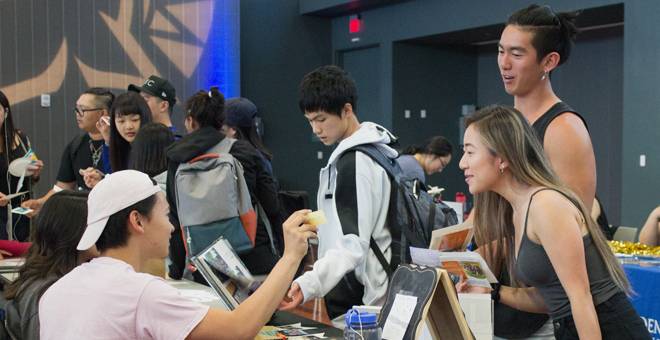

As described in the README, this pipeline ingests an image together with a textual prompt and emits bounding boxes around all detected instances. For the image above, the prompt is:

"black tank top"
[531,103,613,241]
[515,188,619,319]
[531,102,588,142]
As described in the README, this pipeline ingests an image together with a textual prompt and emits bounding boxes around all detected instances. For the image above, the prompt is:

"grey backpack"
[174,138,257,257]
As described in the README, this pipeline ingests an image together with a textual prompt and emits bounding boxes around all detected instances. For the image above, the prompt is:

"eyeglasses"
[436,157,450,173]
[74,107,102,117]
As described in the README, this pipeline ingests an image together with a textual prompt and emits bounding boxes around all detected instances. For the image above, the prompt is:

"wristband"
[491,283,501,303]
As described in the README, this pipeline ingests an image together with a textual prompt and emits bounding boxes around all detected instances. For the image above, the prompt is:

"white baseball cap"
[77,170,161,251]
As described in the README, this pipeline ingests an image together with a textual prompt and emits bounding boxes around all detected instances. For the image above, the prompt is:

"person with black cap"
[222,97,274,175]
[128,75,178,136]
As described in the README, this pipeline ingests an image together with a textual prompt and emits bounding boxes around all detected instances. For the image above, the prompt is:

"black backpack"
[323,144,459,318]
[348,144,459,277]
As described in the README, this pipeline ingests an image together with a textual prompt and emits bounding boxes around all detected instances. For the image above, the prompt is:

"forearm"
[231,255,300,336]
[38,182,74,202]
[499,286,548,314]
[639,208,660,246]
[569,293,602,340]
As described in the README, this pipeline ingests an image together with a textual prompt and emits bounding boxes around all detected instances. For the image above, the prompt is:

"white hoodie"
[295,122,398,308]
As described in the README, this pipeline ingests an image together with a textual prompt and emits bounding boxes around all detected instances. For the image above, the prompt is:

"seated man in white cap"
[38,170,317,339]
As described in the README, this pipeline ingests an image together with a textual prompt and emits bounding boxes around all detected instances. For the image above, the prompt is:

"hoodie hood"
[326,122,398,166]
[166,126,223,163]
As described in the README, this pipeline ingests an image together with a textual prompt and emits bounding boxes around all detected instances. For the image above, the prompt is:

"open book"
[191,236,260,310]
[429,221,473,252]
[410,248,497,288]
[378,264,474,340]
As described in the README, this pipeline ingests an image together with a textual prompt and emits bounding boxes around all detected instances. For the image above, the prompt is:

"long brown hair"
[467,105,629,293]
[4,191,89,300]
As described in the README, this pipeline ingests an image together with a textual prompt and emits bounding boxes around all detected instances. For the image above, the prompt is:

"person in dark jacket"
[166,87,280,278]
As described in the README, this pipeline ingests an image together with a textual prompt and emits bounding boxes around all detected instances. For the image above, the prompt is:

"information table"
[167,278,343,338]
[623,263,660,339]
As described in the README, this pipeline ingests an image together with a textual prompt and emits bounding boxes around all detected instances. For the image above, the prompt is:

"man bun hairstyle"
[507,4,580,66]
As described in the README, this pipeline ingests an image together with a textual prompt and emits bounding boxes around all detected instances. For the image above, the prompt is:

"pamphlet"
[429,221,473,251]
[410,248,497,288]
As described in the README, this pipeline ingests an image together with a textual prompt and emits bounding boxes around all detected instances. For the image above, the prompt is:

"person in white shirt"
[281,65,397,318]
[39,170,317,339]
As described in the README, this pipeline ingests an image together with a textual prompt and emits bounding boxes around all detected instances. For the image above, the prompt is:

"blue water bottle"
[343,309,382,340]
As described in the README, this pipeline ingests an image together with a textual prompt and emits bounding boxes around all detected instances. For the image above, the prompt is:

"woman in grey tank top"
[456,105,647,340]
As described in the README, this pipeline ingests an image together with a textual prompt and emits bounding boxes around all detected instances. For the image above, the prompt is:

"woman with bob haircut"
[456,105,647,340]
[108,91,152,172]
[3,191,97,339]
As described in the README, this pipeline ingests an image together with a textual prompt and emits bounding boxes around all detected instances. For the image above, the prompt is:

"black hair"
[95,193,158,253]
[185,86,225,129]
[298,65,358,117]
[4,191,89,300]
[130,122,175,177]
[507,4,579,66]
[402,136,453,158]
[109,92,152,171]
[0,90,21,162]
[233,125,273,161]
[83,87,115,110]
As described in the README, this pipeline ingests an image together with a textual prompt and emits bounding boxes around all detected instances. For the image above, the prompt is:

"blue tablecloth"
[624,263,660,339]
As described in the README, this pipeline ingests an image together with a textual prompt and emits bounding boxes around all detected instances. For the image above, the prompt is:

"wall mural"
[0,0,238,105]
[0,0,239,190]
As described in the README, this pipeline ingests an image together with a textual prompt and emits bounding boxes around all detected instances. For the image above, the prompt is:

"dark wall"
[0,0,239,195]
[622,1,660,227]
[392,42,477,200]
[240,0,332,208]
[321,0,659,227]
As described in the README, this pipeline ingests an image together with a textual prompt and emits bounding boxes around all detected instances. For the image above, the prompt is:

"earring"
[499,166,504,174]
[541,71,548,80]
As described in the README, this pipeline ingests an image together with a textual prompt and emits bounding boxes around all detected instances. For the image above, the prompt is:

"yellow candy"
[609,241,660,257]
[306,210,327,226]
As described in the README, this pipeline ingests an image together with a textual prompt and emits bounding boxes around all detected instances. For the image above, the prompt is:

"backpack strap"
[370,237,392,279]
[187,138,237,163]
[212,137,237,154]
[256,202,280,257]
[348,144,402,180]
[344,144,400,280]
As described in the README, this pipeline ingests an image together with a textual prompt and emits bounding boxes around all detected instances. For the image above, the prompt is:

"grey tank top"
[514,188,620,319]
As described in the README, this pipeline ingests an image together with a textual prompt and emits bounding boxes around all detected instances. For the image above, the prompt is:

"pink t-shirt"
[39,257,209,340]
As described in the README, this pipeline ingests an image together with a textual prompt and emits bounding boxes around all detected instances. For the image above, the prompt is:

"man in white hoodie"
[280,65,398,318]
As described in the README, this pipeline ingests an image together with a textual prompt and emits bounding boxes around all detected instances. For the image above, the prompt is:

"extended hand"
[279,282,304,311]
[21,199,43,217]
[27,160,44,178]
[281,209,317,261]
[455,278,492,294]
[80,167,104,189]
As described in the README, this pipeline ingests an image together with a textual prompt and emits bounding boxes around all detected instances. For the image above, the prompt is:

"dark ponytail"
[507,4,579,66]
[185,86,226,129]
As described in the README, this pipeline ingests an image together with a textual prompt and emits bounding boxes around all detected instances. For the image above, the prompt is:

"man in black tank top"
[493,5,598,339]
